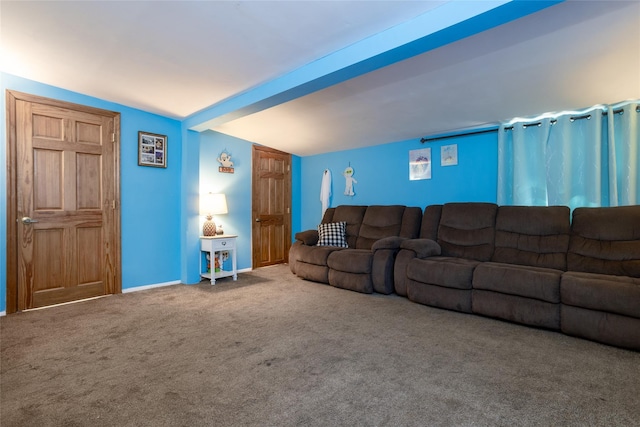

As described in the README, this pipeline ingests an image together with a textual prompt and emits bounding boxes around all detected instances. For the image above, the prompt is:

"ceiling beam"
[185,0,562,132]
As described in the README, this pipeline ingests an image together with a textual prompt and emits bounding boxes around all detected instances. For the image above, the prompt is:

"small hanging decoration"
[217,149,234,174]
[320,169,332,217]
[343,165,357,196]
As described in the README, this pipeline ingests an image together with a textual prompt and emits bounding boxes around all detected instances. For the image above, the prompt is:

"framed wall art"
[409,147,431,180]
[441,144,458,166]
[138,131,167,168]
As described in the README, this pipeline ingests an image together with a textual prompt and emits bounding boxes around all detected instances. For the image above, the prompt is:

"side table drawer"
[201,237,236,252]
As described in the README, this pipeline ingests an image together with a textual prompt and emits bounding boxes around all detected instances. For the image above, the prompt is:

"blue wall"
[299,131,499,231]
[180,128,202,285]
[1,73,184,312]
[1,73,499,313]
[199,131,253,271]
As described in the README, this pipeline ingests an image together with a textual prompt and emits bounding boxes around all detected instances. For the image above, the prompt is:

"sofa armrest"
[371,236,406,251]
[294,230,319,246]
[399,238,441,258]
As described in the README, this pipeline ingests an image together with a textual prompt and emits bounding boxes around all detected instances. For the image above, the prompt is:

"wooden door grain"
[6,91,121,311]
[251,145,291,268]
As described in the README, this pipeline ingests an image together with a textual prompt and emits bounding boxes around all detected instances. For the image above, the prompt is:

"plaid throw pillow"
[317,221,348,247]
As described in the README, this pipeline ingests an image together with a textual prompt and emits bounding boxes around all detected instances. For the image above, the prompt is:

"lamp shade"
[200,193,228,216]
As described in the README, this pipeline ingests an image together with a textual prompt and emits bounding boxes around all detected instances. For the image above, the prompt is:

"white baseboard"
[1,272,256,314]
[3,272,256,313]
[122,280,181,293]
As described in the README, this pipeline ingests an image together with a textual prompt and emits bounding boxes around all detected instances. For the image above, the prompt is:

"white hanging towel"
[320,169,332,218]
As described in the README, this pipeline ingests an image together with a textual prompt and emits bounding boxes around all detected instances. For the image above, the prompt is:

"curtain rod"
[421,105,639,141]
[503,105,639,131]
[420,127,498,143]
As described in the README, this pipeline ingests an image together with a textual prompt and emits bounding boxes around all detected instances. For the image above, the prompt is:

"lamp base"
[203,219,217,236]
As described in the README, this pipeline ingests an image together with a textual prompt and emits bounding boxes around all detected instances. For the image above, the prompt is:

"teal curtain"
[608,102,640,206]
[497,101,640,209]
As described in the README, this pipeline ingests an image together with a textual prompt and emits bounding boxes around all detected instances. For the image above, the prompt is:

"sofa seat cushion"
[561,272,640,319]
[327,249,372,274]
[406,256,480,290]
[296,244,344,266]
[473,262,562,303]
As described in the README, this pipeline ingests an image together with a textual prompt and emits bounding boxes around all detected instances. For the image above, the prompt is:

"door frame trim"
[5,90,122,313]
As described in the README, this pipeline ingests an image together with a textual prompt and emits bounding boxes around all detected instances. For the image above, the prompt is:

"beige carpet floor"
[1,264,639,426]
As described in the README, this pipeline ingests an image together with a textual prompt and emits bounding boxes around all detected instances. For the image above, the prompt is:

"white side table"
[200,235,238,284]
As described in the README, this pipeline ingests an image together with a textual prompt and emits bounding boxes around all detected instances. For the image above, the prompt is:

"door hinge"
[287,164,290,172]
[111,133,115,143]
[112,200,116,209]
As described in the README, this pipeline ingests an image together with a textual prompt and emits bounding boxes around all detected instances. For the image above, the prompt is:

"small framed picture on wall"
[441,144,458,166]
[138,131,167,168]
[409,147,431,180]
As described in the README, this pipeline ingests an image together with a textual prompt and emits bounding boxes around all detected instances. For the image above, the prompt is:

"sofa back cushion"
[437,202,498,261]
[323,205,367,248]
[492,206,570,270]
[400,207,423,239]
[320,208,335,224]
[568,206,640,277]
[355,206,421,250]
[420,205,443,240]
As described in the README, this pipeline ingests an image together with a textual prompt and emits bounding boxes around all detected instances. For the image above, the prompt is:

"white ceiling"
[2,1,639,156]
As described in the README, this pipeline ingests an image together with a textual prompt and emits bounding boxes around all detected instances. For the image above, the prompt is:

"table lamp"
[200,192,228,236]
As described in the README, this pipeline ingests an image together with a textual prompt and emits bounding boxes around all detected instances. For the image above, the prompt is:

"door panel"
[252,145,291,268]
[6,91,121,312]
[33,149,63,209]
[77,153,102,209]
[32,228,64,291]
[77,226,103,283]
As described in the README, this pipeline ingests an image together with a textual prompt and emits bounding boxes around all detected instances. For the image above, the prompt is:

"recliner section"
[471,205,570,330]
[289,205,422,294]
[406,203,498,313]
[560,206,640,350]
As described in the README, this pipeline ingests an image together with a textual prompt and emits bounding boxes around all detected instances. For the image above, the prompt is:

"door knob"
[21,217,39,224]
[255,218,261,222]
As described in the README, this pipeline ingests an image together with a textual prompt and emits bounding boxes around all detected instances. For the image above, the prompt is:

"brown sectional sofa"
[289,202,640,351]
[289,205,422,294]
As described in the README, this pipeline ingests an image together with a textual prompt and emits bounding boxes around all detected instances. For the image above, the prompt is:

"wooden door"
[6,91,121,312]
[252,145,291,268]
